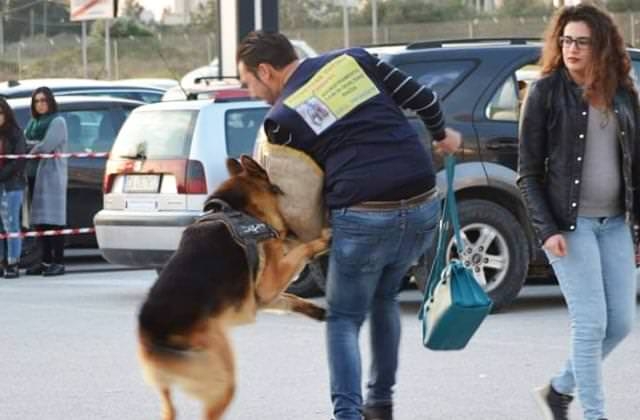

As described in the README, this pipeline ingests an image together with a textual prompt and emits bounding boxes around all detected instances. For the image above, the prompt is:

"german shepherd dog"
[137,155,330,420]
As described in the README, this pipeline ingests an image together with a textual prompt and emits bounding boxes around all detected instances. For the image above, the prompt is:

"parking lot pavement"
[0,269,638,419]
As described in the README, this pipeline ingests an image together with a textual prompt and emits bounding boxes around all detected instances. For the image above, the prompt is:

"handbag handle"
[423,155,464,300]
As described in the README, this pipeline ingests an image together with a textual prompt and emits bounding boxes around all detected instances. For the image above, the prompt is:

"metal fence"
[1,11,640,82]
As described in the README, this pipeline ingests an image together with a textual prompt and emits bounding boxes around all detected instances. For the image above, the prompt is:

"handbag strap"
[444,156,464,250]
[421,155,464,309]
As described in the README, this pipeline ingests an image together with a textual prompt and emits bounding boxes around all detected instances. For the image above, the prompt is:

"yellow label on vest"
[284,54,380,134]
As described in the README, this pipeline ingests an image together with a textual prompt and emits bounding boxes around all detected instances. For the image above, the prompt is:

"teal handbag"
[419,156,493,350]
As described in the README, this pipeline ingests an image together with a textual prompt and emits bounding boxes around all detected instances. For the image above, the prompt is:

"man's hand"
[543,233,568,257]
[432,127,462,154]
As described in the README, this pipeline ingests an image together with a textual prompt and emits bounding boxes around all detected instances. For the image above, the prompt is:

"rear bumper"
[94,210,200,267]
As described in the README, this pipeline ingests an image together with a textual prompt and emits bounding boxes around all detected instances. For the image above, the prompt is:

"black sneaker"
[25,263,46,275]
[43,263,65,277]
[4,264,19,279]
[533,383,573,420]
[363,404,392,420]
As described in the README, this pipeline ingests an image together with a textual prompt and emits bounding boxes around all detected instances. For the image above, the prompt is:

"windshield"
[111,110,197,159]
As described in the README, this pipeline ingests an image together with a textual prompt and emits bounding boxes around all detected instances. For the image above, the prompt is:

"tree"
[279,0,340,28]
[2,0,76,42]
[608,0,640,12]
[497,0,552,17]
[122,0,144,20]
[351,0,474,25]
[190,0,218,28]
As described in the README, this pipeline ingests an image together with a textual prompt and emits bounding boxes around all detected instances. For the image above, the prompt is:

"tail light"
[103,159,207,194]
[184,160,207,194]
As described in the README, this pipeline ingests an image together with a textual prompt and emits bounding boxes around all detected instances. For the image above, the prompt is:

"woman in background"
[0,98,27,278]
[24,87,68,277]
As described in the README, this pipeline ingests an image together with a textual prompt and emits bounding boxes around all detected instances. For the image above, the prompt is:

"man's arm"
[375,59,445,140]
[375,59,460,153]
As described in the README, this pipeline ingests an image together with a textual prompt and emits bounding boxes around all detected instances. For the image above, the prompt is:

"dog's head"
[206,155,287,237]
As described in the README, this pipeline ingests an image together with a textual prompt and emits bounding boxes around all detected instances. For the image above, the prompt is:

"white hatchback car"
[94,96,269,269]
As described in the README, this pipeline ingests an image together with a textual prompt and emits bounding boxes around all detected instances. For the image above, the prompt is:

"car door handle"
[486,139,518,150]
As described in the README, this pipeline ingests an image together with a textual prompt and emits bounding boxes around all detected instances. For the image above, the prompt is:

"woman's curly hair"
[539,2,636,105]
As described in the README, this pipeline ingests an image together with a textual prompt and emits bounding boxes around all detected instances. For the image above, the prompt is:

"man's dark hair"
[237,31,298,73]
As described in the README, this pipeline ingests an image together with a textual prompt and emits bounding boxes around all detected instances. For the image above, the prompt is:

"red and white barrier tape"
[0,152,109,160]
[0,227,95,240]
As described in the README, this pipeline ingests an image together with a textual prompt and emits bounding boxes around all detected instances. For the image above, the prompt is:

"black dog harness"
[198,198,279,281]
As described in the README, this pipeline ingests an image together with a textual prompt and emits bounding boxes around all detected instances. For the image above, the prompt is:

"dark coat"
[517,69,640,245]
[0,125,27,190]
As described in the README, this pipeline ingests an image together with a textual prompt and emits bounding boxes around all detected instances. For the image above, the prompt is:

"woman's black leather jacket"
[517,69,640,245]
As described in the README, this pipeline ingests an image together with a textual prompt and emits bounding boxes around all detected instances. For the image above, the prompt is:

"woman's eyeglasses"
[559,35,592,50]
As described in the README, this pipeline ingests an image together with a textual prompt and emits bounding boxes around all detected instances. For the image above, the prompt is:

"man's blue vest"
[264,47,436,209]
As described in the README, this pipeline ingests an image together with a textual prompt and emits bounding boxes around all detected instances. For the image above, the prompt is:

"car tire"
[286,256,327,297]
[414,199,529,312]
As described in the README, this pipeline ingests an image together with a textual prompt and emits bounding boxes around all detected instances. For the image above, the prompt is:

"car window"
[397,60,476,98]
[225,108,268,157]
[137,92,164,103]
[60,110,116,153]
[486,76,519,121]
[486,63,540,122]
[111,110,197,159]
[631,59,640,88]
[13,107,31,129]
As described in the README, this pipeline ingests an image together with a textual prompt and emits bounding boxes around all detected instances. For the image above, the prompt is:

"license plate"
[124,175,160,193]
[126,199,158,211]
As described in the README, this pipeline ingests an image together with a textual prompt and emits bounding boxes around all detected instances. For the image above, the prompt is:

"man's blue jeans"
[545,215,636,420]
[326,199,440,420]
[0,187,24,265]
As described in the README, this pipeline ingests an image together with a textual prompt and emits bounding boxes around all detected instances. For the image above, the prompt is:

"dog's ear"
[239,155,268,180]
[226,158,243,176]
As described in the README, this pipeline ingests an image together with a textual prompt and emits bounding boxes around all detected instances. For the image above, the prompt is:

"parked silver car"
[94,95,269,268]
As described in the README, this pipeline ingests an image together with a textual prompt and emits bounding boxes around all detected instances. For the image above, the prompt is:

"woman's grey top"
[578,105,623,217]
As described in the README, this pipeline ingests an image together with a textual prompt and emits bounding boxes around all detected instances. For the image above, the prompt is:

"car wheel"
[415,199,529,312]
[19,237,42,268]
[286,256,327,297]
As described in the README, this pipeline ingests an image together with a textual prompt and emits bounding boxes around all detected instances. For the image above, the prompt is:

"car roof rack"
[406,37,540,50]
[193,75,239,84]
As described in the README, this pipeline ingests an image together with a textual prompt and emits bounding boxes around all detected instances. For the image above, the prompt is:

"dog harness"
[198,198,279,282]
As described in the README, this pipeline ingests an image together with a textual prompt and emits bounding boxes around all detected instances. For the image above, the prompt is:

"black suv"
[7,95,145,266]
[295,39,640,311]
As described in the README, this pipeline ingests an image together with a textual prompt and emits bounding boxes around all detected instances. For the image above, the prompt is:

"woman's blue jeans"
[0,187,24,265]
[545,215,636,420]
[326,198,440,420]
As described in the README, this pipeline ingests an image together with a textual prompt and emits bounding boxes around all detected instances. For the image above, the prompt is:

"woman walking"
[518,4,638,420]
[0,98,27,278]
[24,87,68,277]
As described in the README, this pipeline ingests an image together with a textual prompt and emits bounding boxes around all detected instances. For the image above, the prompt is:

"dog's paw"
[320,228,332,241]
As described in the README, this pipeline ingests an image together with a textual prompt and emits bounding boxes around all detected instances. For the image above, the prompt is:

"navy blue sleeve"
[373,57,446,141]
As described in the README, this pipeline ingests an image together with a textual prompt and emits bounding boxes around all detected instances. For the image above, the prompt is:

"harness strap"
[197,199,279,281]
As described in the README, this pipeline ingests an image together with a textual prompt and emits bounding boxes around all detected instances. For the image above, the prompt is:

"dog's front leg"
[257,231,330,304]
[160,388,176,420]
